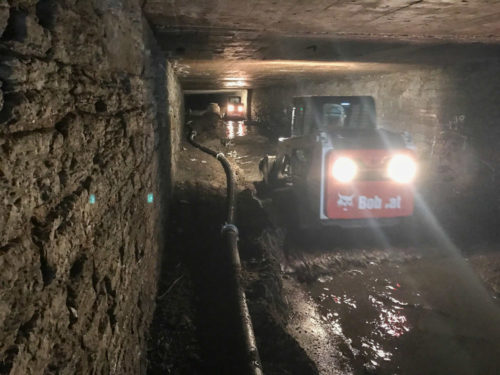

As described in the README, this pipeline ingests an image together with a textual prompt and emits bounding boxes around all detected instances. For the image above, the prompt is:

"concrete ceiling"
[174,60,417,89]
[144,0,500,43]
[143,0,500,89]
[169,41,500,89]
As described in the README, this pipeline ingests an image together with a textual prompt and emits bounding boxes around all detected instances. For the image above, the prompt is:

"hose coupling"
[221,223,239,236]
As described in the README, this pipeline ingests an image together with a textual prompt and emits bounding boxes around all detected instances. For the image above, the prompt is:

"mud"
[264,196,500,375]
[308,251,500,375]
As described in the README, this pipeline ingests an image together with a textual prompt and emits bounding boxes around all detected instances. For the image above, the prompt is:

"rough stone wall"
[0,1,172,374]
[251,63,500,193]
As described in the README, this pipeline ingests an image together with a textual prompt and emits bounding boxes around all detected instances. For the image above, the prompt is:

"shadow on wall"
[433,63,500,192]
[249,87,294,138]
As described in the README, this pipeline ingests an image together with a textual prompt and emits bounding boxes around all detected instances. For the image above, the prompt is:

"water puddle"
[309,255,500,374]
[225,120,248,139]
[222,121,274,182]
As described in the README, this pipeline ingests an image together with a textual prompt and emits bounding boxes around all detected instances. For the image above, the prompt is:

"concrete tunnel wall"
[250,62,500,196]
[0,1,183,373]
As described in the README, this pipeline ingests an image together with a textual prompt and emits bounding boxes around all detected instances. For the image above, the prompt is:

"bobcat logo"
[337,193,354,211]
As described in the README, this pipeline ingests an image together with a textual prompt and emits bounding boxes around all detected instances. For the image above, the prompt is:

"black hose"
[188,131,236,224]
[188,129,263,375]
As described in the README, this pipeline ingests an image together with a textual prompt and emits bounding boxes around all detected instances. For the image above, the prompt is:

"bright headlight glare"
[227,104,235,111]
[332,157,358,182]
[238,105,244,112]
[387,154,417,183]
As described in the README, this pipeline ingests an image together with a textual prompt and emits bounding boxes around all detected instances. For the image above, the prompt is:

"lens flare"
[332,157,358,182]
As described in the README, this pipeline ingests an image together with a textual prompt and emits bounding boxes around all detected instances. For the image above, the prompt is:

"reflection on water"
[309,256,500,374]
[226,120,247,139]
[375,299,409,338]
[361,337,392,364]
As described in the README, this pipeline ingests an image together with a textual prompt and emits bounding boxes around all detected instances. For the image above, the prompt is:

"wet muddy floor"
[309,250,500,374]
[148,116,500,375]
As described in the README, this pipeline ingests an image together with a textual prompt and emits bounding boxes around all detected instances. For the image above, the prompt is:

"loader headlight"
[332,157,358,183]
[227,104,235,112]
[387,154,417,183]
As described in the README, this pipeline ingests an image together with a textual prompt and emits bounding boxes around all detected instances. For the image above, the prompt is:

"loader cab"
[269,95,416,228]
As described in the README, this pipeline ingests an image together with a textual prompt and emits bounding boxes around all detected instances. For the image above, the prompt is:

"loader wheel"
[260,155,285,187]
[259,156,271,185]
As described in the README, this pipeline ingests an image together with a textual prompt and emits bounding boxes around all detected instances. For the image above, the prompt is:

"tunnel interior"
[1,1,500,374]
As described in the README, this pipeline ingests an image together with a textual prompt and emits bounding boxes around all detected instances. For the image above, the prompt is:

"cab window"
[322,103,346,129]
[228,96,241,104]
[318,100,375,130]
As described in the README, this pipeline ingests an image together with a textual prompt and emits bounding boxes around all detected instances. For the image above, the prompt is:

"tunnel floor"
[147,115,500,375]
[309,250,500,375]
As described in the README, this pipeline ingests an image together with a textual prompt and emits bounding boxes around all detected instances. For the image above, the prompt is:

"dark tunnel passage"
[1,1,500,374]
